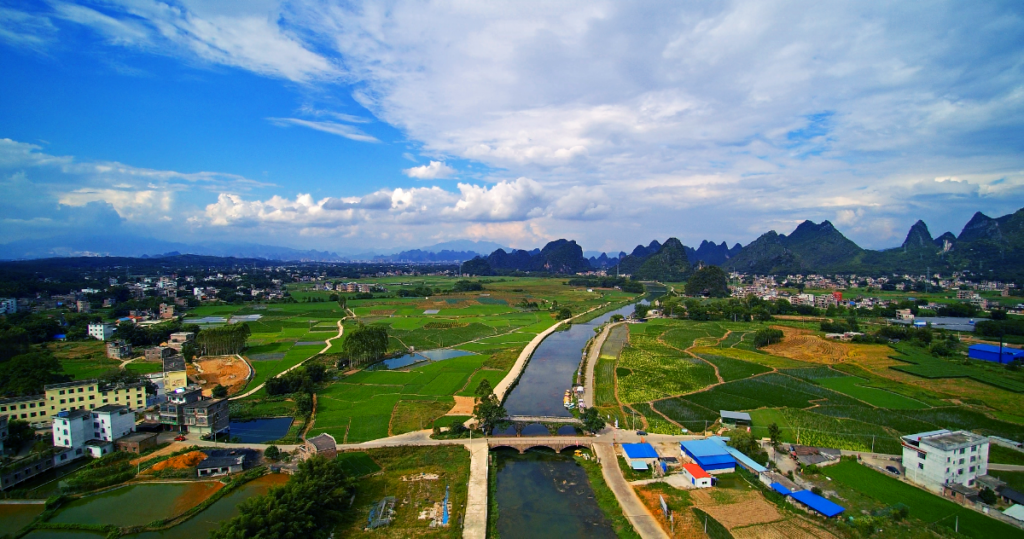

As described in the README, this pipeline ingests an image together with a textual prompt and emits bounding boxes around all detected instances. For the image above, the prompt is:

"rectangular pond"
[367,348,476,371]
[227,417,294,443]
[0,503,44,536]
[49,482,222,527]
[127,474,290,538]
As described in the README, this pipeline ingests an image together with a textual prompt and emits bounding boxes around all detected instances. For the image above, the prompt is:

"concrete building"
[300,433,337,461]
[159,303,175,319]
[106,340,132,360]
[116,432,159,454]
[183,399,229,436]
[52,409,92,451]
[145,346,174,362]
[901,430,989,493]
[45,379,147,420]
[0,298,17,314]
[167,332,195,352]
[76,300,91,313]
[681,463,713,488]
[91,405,135,442]
[0,395,47,422]
[0,415,7,453]
[198,454,246,477]
[162,354,188,392]
[87,323,116,341]
[152,386,204,431]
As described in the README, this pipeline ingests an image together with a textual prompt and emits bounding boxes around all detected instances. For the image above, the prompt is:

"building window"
[918,452,926,459]
[958,469,963,475]
[969,466,975,472]
[918,463,924,470]
[59,390,65,395]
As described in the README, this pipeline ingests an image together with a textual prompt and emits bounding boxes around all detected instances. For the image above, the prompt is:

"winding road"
[230,319,344,400]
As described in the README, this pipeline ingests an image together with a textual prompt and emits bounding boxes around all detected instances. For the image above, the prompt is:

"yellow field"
[691,346,807,369]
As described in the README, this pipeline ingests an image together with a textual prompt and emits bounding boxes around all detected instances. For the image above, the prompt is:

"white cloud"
[59,188,173,221]
[267,118,379,142]
[403,160,456,179]
[46,0,338,82]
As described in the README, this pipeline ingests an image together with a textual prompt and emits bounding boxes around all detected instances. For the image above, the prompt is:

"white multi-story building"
[0,298,16,314]
[52,409,92,450]
[91,405,135,442]
[87,323,116,341]
[901,430,989,493]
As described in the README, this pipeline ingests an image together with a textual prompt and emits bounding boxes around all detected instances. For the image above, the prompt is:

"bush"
[264,445,280,460]
[753,328,783,348]
[212,384,228,398]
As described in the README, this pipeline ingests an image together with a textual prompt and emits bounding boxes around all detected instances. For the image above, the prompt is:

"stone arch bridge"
[486,437,594,454]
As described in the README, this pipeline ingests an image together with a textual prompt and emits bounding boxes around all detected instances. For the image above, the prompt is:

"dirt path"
[584,321,622,408]
[230,319,344,401]
[130,442,185,466]
[301,393,318,440]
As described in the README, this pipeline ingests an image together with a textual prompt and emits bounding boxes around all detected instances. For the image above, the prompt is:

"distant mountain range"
[464,207,1024,280]
[4,207,1022,279]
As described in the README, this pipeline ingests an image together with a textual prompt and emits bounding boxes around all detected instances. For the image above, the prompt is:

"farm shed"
[1004,504,1024,523]
[790,490,845,518]
[719,410,751,428]
[770,482,793,496]
[680,439,736,473]
[630,460,649,471]
[968,344,1024,364]
[622,443,659,459]
[708,436,767,473]
[681,463,712,488]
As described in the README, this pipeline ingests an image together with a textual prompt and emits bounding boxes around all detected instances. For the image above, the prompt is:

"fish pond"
[367,348,476,371]
[0,503,44,536]
[227,417,293,443]
[49,481,222,527]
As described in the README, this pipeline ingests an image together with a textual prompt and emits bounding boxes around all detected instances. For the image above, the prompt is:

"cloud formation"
[3,2,1024,250]
[403,160,455,180]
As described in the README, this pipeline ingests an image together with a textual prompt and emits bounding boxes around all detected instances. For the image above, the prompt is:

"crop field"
[51,341,122,380]
[616,330,717,403]
[650,397,719,431]
[309,354,489,442]
[826,460,1022,539]
[630,402,682,434]
[750,408,901,453]
[760,326,849,363]
[690,345,807,369]
[814,375,930,409]
[697,353,771,382]
[683,373,861,412]
[889,343,1024,393]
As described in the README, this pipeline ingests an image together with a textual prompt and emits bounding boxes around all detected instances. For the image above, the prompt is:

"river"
[502,303,638,417]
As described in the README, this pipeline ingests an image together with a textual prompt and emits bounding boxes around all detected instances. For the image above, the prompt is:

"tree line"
[195,324,251,356]
[339,323,389,366]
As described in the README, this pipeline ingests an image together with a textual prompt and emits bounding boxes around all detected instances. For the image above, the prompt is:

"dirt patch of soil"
[447,396,476,416]
[761,326,849,364]
[690,489,782,529]
[151,451,207,471]
[732,517,840,539]
[187,355,250,396]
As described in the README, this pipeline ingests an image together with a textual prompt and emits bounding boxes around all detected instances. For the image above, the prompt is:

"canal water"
[493,449,616,539]
[502,303,637,417]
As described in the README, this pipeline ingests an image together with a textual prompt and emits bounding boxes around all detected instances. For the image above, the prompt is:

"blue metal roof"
[770,483,792,496]
[622,443,659,459]
[790,490,845,517]
[681,439,730,457]
[970,344,1023,355]
[708,437,767,473]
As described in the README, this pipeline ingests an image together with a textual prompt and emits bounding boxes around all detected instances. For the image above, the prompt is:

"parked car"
[885,465,900,475]
[636,430,648,436]
[174,435,187,441]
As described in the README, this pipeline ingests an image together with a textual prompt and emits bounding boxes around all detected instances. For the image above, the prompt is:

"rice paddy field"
[583,314,1024,452]
[258,277,638,442]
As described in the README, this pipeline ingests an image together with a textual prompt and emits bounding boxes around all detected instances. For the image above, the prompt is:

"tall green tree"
[211,456,353,539]
[474,393,510,433]
[340,323,389,366]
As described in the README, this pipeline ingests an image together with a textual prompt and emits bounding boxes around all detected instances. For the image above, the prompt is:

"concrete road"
[463,441,489,539]
[594,442,670,539]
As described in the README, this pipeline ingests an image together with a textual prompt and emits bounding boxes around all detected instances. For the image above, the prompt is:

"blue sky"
[1,1,1023,254]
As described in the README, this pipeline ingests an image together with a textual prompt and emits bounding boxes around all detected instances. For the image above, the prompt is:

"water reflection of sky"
[367,348,476,371]
[503,304,636,417]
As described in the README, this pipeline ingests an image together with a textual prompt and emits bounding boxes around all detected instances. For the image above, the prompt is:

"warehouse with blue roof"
[680,439,736,473]
[969,344,1024,364]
